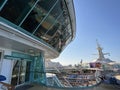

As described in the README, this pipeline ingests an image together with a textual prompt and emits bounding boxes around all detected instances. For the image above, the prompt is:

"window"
[0,0,7,11]
[0,0,37,25]
[21,0,57,33]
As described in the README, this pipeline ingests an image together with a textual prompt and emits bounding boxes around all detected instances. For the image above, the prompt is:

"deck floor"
[14,83,120,90]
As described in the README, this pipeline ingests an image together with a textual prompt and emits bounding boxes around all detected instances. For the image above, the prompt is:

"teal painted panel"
[4,55,21,60]
[12,52,33,60]
[4,52,33,61]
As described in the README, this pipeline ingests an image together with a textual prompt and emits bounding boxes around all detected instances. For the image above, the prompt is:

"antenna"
[96,39,101,48]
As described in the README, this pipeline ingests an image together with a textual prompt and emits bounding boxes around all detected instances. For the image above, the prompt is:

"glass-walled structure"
[0,0,75,87]
[0,0,75,52]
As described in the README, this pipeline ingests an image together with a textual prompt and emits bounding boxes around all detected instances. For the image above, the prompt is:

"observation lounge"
[0,0,76,88]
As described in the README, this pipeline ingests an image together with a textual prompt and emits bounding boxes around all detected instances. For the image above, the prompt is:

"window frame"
[0,0,7,11]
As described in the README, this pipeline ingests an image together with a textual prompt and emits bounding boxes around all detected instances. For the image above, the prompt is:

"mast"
[96,40,105,60]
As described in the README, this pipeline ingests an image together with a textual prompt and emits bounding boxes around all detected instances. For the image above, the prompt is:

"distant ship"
[90,41,120,86]
[89,41,118,70]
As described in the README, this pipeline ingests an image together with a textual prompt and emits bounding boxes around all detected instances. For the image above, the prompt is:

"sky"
[52,0,120,65]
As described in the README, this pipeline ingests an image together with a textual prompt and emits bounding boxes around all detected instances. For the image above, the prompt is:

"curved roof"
[65,0,76,40]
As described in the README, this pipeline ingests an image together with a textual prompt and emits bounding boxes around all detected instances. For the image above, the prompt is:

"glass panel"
[45,0,73,52]
[32,54,46,84]
[0,0,7,11]
[37,0,57,12]
[19,60,26,84]
[11,60,30,85]
[51,32,61,51]
[25,61,31,82]
[0,0,37,25]
[34,56,40,80]
[12,61,21,85]
[0,0,5,6]
[21,0,57,33]
[34,0,62,42]
[21,10,42,33]
[47,15,71,51]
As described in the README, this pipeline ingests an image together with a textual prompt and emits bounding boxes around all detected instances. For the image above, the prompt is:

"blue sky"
[52,0,120,65]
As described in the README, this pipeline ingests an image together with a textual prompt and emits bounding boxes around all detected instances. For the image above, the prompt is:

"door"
[11,60,31,85]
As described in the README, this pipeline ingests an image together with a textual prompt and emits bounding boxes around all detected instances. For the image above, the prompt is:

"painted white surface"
[0,50,14,83]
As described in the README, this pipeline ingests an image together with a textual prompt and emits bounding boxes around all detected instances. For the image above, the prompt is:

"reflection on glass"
[11,60,31,85]
[0,0,73,52]
[0,0,37,25]
[21,0,57,33]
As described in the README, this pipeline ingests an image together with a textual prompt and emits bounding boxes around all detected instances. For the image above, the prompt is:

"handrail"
[57,73,101,87]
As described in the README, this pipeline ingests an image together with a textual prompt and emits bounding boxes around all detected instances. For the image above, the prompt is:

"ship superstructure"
[94,41,113,64]
[0,0,76,87]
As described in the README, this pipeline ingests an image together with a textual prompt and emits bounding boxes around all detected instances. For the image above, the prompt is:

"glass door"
[11,60,31,85]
